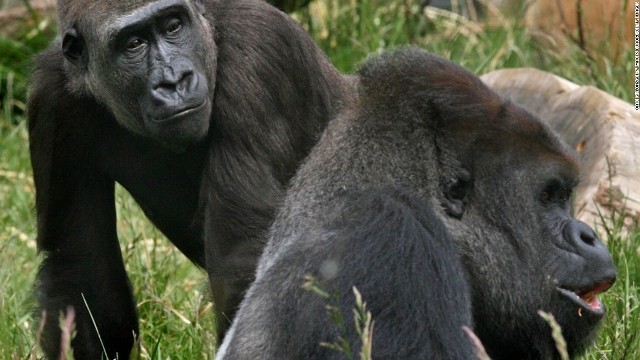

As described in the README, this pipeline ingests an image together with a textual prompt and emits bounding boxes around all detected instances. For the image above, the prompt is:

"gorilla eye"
[165,19,182,35]
[126,38,145,51]
[540,190,551,203]
[540,181,572,205]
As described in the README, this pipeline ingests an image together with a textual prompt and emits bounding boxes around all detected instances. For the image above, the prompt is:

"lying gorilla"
[217,49,616,359]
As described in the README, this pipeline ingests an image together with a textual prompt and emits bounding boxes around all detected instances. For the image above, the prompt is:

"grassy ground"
[0,1,638,359]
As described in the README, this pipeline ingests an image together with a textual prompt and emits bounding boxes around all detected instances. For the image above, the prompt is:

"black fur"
[28,0,348,358]
[267,0,310,12]
[218,49,616,359]
[219,188,475,359]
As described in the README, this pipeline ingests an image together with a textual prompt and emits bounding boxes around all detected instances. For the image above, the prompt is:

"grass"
[0,121,216,359]
[0,0,638,359]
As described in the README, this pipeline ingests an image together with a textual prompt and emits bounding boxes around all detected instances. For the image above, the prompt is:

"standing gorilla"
[217,49,616,359]
[27,0,349,358]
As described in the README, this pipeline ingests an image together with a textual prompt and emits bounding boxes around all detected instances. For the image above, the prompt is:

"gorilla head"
[58,0,215,150]
[218,48,616,359]
[358,49,617,357]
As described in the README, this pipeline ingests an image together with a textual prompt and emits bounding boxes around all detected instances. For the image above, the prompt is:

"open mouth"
[557,279,615,316]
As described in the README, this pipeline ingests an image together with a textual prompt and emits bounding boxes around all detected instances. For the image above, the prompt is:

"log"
[482,68,640,231]
[524,0,633,64]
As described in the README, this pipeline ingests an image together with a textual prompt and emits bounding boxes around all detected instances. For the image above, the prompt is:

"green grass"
[0,1,638,359]
[0,122,216,359]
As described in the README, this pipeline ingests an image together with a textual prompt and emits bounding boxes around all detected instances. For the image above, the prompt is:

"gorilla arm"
[29,42,207,360]
[28,45,138,359]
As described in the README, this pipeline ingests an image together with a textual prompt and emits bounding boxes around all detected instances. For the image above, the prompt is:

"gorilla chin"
[146,98,211,151]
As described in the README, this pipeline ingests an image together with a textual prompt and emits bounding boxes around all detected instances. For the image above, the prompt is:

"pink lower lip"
[557,288,605,316]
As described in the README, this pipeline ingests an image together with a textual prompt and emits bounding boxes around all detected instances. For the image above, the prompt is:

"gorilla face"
[61,0,216,151]
[449,105,616,359]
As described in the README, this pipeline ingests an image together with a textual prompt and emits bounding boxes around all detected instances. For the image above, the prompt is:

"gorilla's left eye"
[540,190,551,203]
[165,19,182,35]
[540,180,572,205]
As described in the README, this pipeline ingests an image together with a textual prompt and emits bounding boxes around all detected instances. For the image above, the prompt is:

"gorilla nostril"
[564,220,599,247]
[580,232,596,246]
[176,72,193,92]
[153,70,193,95]
[154,81,176,91]
[151,82,178,103]
[180,69,194,81]
[577,221,598,246]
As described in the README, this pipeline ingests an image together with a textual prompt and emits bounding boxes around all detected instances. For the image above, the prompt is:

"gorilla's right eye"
[126,38,145,51]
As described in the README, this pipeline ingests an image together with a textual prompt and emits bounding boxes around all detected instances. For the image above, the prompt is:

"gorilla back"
[27,0,348,358]
[218,49,616,359]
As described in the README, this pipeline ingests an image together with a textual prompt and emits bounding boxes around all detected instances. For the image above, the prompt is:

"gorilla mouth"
[151,100,208,123]
[557,279,614,316]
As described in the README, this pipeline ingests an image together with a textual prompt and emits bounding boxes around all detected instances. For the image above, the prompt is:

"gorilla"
[27,0,349,358]
[217,49,617,359]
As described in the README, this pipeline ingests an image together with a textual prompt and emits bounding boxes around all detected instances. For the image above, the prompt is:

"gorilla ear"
[62,27,88,69]
[442,169,471,219]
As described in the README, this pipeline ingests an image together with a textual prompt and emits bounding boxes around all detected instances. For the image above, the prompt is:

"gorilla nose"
[565,220,597,246]
[150,67,194,103]
[563,220,616,276]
